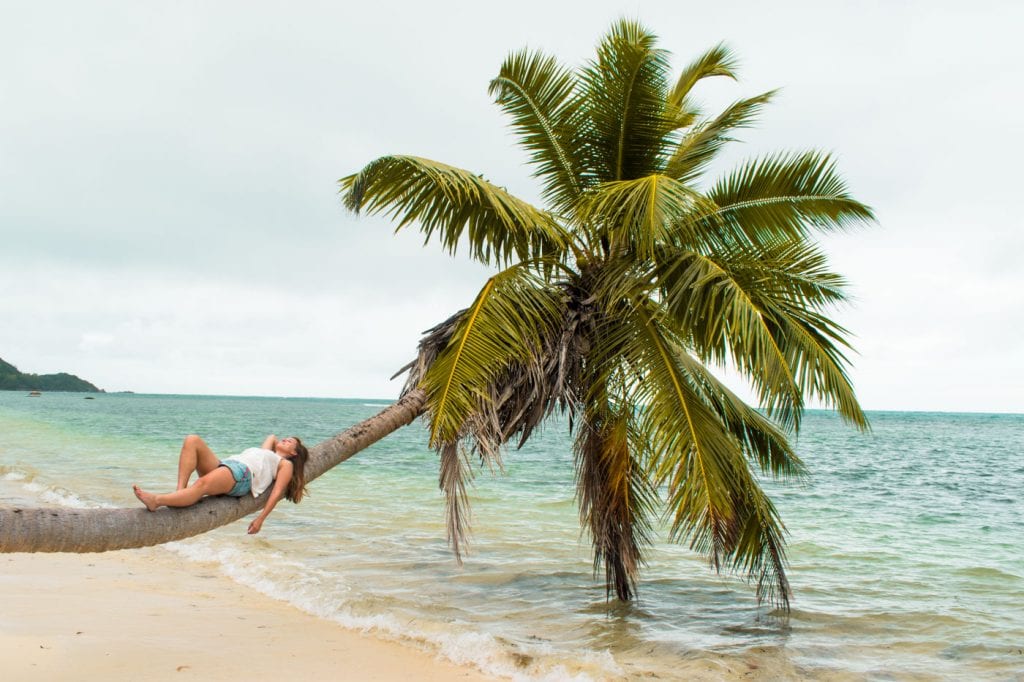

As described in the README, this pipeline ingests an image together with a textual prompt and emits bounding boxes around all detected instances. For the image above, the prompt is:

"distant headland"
[0,356,103,392]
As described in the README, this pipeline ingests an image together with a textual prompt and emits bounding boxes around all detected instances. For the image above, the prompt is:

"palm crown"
[340,20,872,609]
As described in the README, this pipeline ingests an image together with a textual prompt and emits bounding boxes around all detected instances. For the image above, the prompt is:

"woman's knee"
[184,434,205,447]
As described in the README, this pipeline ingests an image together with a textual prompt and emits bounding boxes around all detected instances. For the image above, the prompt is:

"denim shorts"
[219,460,252,497]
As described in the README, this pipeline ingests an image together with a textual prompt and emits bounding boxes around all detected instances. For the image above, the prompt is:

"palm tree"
[1,22,869,612]
[340,19,872,608]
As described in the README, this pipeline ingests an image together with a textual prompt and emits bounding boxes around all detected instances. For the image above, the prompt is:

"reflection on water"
[2,392,1023,680]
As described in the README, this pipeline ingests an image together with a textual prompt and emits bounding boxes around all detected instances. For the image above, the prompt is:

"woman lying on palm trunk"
[133,434,308,534]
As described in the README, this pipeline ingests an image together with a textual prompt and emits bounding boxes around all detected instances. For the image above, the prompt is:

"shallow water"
[2,392,1023,680]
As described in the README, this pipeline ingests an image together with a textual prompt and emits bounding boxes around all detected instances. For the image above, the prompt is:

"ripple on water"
[3,396,1024,680]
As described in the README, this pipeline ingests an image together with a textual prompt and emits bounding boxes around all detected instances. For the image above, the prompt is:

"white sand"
[0,549,494,681]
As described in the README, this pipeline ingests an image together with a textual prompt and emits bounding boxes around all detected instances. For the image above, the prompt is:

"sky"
[1,1,1021,412]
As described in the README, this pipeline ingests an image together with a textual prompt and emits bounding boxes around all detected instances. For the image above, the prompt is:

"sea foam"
[162,535,621,681]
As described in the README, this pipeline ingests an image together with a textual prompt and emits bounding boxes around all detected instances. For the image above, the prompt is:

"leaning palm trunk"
[0,389,425,553]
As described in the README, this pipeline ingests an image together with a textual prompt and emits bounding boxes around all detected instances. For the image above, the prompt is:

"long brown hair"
[285,437,309,503]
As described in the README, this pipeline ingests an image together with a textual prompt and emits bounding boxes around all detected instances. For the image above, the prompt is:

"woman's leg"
[176,434,221,490]
[134,466,236,511]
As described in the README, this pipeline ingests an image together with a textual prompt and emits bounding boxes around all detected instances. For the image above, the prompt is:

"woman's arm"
[247,459,294,535]
[261,434,278,450]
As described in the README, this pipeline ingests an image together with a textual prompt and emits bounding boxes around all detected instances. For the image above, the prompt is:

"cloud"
[0,259,488,397]
[78,333,115,352]
[2,1,1022,412]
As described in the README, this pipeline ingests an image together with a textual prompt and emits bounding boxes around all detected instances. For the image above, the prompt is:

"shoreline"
[1,548,494,681]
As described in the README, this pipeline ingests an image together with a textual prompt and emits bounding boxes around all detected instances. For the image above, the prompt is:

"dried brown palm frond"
[574,406,658,600]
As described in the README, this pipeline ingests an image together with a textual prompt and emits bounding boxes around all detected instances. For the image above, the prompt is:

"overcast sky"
[2,1,1021,413]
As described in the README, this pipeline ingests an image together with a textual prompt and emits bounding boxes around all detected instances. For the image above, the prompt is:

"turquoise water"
[1,392,1022,680]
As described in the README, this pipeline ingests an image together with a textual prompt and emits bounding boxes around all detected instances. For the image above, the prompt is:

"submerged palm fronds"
[343,19,872,610]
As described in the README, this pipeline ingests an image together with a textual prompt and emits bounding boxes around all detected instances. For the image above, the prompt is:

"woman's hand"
[247,459,293,536]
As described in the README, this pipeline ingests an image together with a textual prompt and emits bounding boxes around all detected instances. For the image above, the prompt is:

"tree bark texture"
[0,389,426,553]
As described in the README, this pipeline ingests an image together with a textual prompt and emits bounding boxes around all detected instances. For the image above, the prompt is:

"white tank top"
[226,447,283,497]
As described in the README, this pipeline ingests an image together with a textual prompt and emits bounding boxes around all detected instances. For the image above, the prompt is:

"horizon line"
[3,389,1021,417]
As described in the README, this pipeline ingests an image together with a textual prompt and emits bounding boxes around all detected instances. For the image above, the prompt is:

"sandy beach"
[0,549,493,682]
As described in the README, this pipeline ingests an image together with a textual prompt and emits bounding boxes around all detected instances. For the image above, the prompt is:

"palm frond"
[668,346,806,479]
[578,19,675,184]
[439,441,473,563]
[689,243,867,429]
[715,240,850,309]
[623,309,792,607]
[667,42,739,108]
[666,43,739,128]
[628,310,745,567]
[340,156,567,265]
[577,174,713,258]
[729,480,792,608]
[489,49,587,214]
[703,151,875,247]
[419,264,562,447]
[655,247,804,430]
[415,265,564,562]
[765,306,867,429]
[585,287,802,480]
[397,265,587,455]
[574,406,658,600]
[664,90,776,185]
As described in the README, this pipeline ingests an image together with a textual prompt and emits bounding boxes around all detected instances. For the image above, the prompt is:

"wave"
[163,538,620,681]
[1,465,116,509]
[1,464,35,482]
[953,566,1023,582]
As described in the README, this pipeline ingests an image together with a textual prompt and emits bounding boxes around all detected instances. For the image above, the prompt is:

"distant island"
[0,356,103,392]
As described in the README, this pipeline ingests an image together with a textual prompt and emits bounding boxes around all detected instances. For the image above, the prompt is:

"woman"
[132,433,309,534]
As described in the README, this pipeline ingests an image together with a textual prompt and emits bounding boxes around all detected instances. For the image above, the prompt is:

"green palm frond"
[420,264,562,446]
[655,247,804,429]
[717,240,849,309]
[703,151,875,247]
[696,244,867,429]
[664,90,776,185]
[628,311,744,561]
[577,174,713,258]
[656,242,866,429]
[340,156,567,265]
[765,306,867,429]
[627,310,791,607]
[729,481,791,608]
[419,265,564,562]
[669,346,806,479]
[489,49,586,214]
[667,42,738,115]
[579,19,675,183]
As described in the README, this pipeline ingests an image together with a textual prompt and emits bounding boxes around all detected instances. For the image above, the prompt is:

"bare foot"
[133,485,159,512]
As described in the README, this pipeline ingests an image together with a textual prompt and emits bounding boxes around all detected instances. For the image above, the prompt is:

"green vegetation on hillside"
[0,357,102,392]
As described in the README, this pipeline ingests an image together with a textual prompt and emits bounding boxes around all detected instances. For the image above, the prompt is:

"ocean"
[1,392,1022,680]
